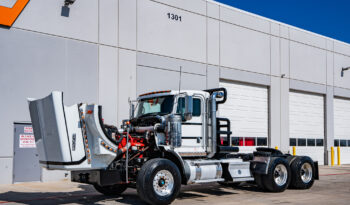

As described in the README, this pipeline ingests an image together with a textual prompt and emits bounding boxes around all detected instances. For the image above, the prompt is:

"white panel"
[99,0,118,46]
[152,0,206,15]
[99,46,118,125]
[334,98,350,140]
[207,1,219,19]
[207,65,219,89]
[220,6,270,33]
[220,22,270,74]
[289,91,325,165]
[270,77,281,148]
[207,18,219,65]
[334,54,350,89]
[280,39,290,77]
[118,49,137,123]
[290,41,327,84]
[219,81,268,138]
[0,158,12,184]
[327,52,334,86]
[334,41,350,56]
[289,28,326,49]
[280,78,290,152]
[270,22,280,36]
[280,25,289,39]
[180,73,206,90]
[289,92,324,139]
[271,36,280,76]
[137,66,180,95]
[119,0,137,49]
[14,0,98,42]
[138,0,206,62]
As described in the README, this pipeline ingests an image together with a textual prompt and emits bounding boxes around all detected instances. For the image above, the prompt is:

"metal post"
[293,146,296,156]
[337,146,341,166]
[331,146,334,166]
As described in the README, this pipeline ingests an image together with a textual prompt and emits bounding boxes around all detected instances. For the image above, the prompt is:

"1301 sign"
[167,13,182,22]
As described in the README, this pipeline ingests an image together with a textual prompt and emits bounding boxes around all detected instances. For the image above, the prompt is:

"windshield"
[136,95,175,117]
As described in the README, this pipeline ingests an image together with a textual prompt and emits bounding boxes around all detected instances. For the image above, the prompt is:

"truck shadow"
[0,184,144,205]
[0,183,267,204]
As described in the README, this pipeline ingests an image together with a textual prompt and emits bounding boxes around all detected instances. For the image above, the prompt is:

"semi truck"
[28,88,318,205]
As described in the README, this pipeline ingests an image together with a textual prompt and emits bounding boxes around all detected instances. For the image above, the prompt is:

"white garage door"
[219,81,268,153]
[334,98,350,164]
[289,91,325,165]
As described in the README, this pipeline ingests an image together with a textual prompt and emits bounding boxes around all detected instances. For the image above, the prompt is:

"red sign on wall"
[19,134,36,148]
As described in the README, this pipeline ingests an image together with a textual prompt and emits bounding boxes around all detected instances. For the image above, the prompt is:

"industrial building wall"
[1,0,350,184]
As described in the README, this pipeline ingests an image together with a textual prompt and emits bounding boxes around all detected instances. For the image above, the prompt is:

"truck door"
[175,95,205,155]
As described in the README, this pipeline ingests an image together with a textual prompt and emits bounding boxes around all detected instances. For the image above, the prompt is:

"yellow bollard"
[275,146,278,150]
[331,147,334,166]
[337,146,341,166]
[293,146,296,156]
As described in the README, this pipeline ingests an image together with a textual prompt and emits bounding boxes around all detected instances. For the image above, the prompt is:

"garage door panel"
[219,81,268,151]
[289,91,325,165]
[334,98,350,164]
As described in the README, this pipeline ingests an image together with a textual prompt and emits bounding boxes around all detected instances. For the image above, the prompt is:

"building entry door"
[13,123,41,183]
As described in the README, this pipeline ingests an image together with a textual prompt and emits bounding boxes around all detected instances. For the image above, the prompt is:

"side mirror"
[184,95,193,121]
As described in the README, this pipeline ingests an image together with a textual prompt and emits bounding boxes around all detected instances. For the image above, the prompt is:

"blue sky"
[215,0,350,44]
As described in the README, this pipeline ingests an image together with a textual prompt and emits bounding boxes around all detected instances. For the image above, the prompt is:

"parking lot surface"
[0,165,349,205]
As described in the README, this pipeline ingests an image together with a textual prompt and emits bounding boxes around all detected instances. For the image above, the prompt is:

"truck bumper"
[71,170,125,186]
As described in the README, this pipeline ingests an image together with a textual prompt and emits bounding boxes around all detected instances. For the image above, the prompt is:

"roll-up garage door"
[334,98,350,164]
[219,81,269,153]
[289,91,325,165]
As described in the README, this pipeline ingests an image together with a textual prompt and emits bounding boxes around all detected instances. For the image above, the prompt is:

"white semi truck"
[28,88,318,205]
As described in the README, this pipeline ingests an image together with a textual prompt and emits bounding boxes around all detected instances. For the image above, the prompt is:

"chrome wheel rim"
[274,164,288,186]
[300,163,313,184]
[153,170,174,196]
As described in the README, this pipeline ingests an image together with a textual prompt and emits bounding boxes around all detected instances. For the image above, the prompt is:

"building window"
[298,138,307,146]
[348,140,350,147]
[316,139,324,147]
[257,137,267,146]
[245,137,256,146]
[290,138,297,146]
[307,139,316,147]
[340,140,347,147]
[334,139,340,147]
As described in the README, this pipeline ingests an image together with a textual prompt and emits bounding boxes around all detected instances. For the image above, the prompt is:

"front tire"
[93,184,127,196]
[289,156,315,189]
[137,158,181,205]
[261,157,291,192]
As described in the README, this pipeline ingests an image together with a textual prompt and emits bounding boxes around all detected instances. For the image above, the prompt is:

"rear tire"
[261,157,291,192]
[289,156,315,189]
[93,184,127,196]
[137,158,181,205]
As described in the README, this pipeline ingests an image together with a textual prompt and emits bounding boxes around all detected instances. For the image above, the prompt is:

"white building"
[0,0,350,184]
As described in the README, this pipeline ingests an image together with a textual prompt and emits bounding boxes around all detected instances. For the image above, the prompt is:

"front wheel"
[93,184,127,196]
[137,158,181,205]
